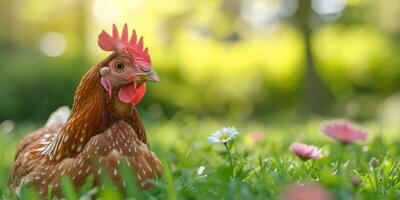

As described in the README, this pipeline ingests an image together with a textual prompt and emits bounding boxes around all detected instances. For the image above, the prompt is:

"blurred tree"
[0,0,399,122]
[294,0,332,115]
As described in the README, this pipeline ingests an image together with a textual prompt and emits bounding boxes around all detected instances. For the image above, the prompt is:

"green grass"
[0,116,399,199]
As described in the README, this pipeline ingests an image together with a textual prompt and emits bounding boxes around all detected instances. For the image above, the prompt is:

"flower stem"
[310,160,317,178]
[301,161,307,179]
[338,144,346,175]
[224,142,234,179]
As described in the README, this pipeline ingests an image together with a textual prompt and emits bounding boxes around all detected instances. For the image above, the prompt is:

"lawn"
[0,116,399,200]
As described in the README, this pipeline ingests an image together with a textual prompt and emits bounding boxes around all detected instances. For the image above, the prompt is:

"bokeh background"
[1,1,400,198]
[0,0,400,128]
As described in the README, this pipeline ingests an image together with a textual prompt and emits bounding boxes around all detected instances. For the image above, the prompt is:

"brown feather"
[8,53,162,198]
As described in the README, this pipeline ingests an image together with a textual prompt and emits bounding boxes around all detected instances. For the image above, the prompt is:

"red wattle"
[132,84,146,105]
[118,81,137,104]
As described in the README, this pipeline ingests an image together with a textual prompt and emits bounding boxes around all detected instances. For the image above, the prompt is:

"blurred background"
[0,0,400,129]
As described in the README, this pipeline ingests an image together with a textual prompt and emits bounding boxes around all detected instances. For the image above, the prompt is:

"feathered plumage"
[8,25,162,198]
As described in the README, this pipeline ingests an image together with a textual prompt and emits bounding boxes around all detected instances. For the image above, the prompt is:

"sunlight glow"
[241,0,280,29]
[92,0,121,23]
[311,0,346,21]
[39,32,66,57]
[240,0,298,29]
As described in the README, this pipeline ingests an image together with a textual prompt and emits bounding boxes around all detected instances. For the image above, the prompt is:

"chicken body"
[8,51,162,197]
[9,119,161,197]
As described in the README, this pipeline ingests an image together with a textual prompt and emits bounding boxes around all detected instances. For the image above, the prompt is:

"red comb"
[98,24,151,67]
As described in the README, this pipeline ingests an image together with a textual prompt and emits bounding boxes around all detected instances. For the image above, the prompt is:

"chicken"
[8,24,162,197]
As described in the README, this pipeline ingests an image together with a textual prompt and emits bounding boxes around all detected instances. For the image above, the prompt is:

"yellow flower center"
[219,134,230,141]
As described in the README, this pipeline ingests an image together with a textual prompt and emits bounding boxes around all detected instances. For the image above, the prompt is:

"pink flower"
[351,176,361,186]
[321,121,367,144]
[281,182,333,200]
[370,157,379,167]
[249,131,264,142]
[290,142,322,161]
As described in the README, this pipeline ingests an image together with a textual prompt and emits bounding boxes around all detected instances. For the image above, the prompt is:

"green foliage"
[1,118,399,199]
[119,162,142,199]
[61,176,78,200]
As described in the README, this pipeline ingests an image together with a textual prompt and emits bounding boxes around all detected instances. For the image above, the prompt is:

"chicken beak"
[143,69,159,83]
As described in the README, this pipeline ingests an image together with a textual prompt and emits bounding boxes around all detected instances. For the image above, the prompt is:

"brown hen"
[8,24,162,197]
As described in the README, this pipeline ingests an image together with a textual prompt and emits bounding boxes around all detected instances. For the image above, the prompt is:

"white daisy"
[197,166,206,175]
[208,127,239,144]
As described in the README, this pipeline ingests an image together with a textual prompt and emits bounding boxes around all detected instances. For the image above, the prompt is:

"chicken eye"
[113,62,125,72]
